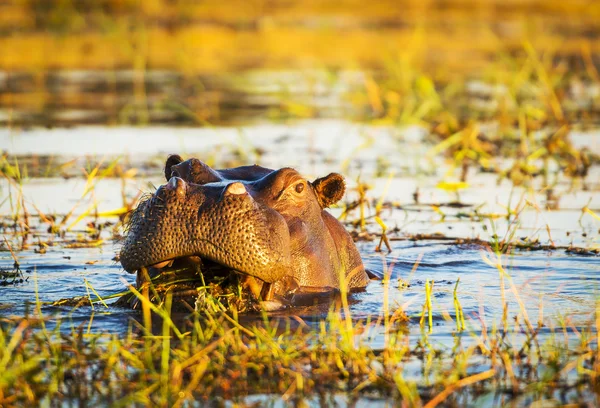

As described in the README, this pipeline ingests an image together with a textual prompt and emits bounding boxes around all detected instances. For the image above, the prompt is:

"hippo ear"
[165,154,183,181]
[311,173,346,208]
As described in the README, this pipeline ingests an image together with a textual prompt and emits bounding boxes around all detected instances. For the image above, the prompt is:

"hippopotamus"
[120,155,368,309]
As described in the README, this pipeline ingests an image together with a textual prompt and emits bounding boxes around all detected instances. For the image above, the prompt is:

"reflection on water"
[0,70,368,126]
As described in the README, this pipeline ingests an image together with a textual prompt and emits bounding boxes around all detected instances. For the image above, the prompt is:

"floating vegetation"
[1,140,600,405]
[0,267,25,286]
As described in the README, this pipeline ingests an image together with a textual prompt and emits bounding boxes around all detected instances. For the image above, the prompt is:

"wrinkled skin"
[120,155,368,305]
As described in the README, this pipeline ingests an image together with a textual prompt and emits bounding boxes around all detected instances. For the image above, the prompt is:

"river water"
[1,121,600,353]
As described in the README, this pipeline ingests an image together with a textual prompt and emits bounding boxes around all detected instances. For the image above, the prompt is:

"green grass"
[1,263,599,406]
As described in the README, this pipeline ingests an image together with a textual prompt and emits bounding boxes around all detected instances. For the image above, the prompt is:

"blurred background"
[0,0,598,127]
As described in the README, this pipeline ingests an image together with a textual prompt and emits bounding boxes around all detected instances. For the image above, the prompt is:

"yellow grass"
[0,0,599,75]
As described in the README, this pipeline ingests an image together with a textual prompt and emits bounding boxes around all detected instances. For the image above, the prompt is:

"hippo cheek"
[285,219,321,283]
[287,218,306,240]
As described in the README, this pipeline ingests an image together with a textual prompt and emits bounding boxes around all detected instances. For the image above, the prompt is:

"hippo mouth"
[137,253,272,301]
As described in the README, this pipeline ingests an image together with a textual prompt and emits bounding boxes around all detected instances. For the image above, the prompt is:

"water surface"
[1,122,599,351]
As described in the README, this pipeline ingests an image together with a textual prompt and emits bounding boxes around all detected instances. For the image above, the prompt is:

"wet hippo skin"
[120,155,369,306]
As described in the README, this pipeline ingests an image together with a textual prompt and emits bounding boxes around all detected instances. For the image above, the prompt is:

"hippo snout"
[120,176,292,283]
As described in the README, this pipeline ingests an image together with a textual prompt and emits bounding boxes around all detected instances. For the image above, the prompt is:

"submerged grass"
[2,161,598,404]
[0,169,598,405]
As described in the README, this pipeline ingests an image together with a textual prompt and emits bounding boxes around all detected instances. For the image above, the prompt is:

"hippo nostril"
[166,176,187,197]
[167,177,178,189]
[225,182,247,196]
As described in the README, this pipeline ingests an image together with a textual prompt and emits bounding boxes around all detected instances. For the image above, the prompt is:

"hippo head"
[120,155,366,296]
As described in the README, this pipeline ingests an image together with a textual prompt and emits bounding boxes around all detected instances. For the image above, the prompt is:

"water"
[1,121,600,349]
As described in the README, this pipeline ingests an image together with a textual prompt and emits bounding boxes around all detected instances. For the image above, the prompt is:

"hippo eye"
[294,182,305,194]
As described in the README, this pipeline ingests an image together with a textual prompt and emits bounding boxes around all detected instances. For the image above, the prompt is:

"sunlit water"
[1,121,600,351]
